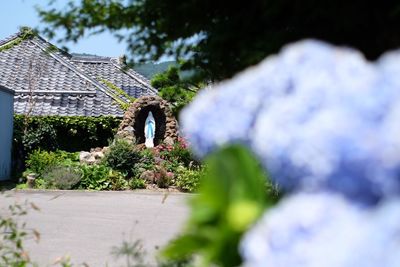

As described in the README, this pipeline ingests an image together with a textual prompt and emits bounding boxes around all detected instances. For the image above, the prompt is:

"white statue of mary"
[144,111,156,148]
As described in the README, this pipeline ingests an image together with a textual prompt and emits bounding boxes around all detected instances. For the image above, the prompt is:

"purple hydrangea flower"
[181,40,400,204]
[240,193,400,267]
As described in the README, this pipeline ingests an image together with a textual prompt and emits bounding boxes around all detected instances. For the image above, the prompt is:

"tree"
[37,0,400,82]
[151,66,198,117]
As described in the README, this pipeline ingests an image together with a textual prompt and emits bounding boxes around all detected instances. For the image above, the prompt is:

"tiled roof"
[0,30,157,117]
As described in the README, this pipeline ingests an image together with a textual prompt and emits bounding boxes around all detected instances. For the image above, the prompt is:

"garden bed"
[17,138,203,193]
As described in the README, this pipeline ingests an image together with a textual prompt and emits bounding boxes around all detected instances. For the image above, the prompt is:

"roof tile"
[0,31,157,117]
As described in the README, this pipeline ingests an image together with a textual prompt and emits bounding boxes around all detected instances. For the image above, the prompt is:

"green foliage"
[13,115,120,176]
[111,238,194,267]
[25,150,79,177]
[37,1,400,82]
[131,151,156,179]
[107,169,129,190]
[14,115,121,155]
[129,178,146,189]
[23,148,131,191]
[162,145,277,267]
[138,149,156,169]
[33,178,47,190]
[15,183,28,190]
[103,139,141,177]
[0,26,35,53]
[25,149,59,176]
[175,167,203,193]
[154,139,197,176]
[159,142,196,168]
[78,164,113,190]
[78,164,128,191]
[42,165,81,190]
[151,66,196,117]
[21,121,58,153]
[0,199,39,267]
[154,166,170,188]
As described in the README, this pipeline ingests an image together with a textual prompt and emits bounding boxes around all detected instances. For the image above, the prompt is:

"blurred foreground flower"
[240,193,400,267]
[181,40,400,204]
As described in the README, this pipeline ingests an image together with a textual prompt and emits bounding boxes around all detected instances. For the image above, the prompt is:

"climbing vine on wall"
[13,115,121,156]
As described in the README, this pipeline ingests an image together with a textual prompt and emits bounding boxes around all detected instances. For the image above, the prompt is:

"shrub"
[24,150,79,178]
[103,139,141,176]
[175,167,203,192]
[78,164,128,191]
[34,178,46,189]
[78,164,113,190]
[13,115,121,176]
[131,149,156,178]
[138,149,156,168]
[21,121,58,152]
[42,165,81,190]
[157,140,197,168]
[129,178,146,189]
[25,149,59,176]
[14,115,121,153]
[108,170,129,190]
[169,143,194,167]
[154,166,170,188]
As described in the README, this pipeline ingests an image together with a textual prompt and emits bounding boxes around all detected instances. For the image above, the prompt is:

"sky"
[0,0,128,57]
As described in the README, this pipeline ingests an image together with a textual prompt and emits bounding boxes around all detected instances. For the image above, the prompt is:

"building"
[0,85,14,180]
[0,28,157,117]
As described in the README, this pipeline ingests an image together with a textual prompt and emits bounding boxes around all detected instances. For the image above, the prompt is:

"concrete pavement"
[0,190,190,267]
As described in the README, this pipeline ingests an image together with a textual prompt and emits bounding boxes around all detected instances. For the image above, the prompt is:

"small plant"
[42,165,81,190]
[138,149,156,169]
[0,197,40,266]
[108,169,129,190]
[154,166,170,188]
[34,178,47,189]
[25,150,79,178]
[78,164,112,190]
[111,239,146,267]
[162,146,272,267]
[175,167,203,192]
[131,149,156,178]
[103,139,141,176]
[157,140,197,168]
[129,178,146,189]
[25,149,59,176]
[78,164,129,190]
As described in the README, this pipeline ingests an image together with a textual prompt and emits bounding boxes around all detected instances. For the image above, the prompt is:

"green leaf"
[162,145,274,267]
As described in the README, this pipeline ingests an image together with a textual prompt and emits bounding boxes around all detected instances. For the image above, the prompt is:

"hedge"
[13,115,121,157]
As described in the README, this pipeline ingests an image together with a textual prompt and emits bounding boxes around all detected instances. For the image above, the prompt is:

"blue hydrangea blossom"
[240,193,400,267]
[181,40,400,204]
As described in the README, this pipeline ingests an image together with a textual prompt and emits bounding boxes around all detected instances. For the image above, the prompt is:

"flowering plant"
[164,40,400,266]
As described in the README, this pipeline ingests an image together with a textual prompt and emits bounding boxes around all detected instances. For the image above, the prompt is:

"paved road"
[0,190,190,267]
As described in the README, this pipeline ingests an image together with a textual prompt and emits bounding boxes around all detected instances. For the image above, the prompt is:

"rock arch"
[116,96,178,146]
